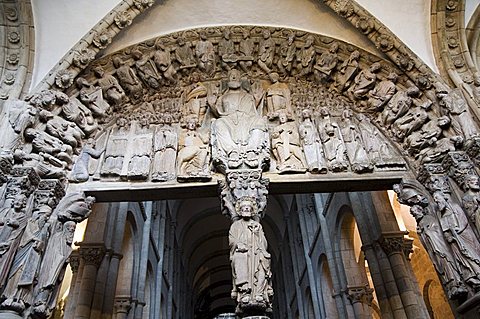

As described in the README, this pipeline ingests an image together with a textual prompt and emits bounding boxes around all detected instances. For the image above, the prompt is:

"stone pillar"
[74,244,106,319]
[380,232,426,319]
[347,285,374,319]
[63,251,81,319]
[113,296,132,319]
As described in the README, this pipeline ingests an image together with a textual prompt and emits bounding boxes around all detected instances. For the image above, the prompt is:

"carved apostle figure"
[271,111,306,173]
[347,62,381,100]
[313,42,339,83]
[70,138,105,183]
[229,198,273,315]
[405,116,450,155]
[333,50,360,92]
[367,72,397,111]
[277,32,296,76]
[411,206,467,299]
[462,174,480,235]
[61,97,98,136]
[265,73,293,120]
[153,40,177,84]
[127,116,153,180]
[257,29,276,75]
[0,194,28,287]
[152,114,178,182]
[208,70,269,170]
[392,101,431,140]
[177,115,210,181]
[195,31,216,76]
[433,190,480,290]
[1,204,51,311]
[112,56,143,101]
[40,110,84,149]
[93,65,126,106]
[102,117,130,177]
[32,220,76,317]
[299,109,327,173]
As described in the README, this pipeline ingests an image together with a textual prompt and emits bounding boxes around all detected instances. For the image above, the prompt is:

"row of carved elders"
[0,191,95,318]
[395,173,480,301]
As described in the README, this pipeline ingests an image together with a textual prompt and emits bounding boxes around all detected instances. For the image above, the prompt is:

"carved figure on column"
[265,73,293,120]
[317,107,348,172]
[229,198,273,316]
[332,50,360,92]
[462,174,480,236]
[153,40,177,84]
[112,56,143,101]
[298,108,327,173]
[132,49,161,89]
[296,35,316,77]
[340,109,372,173]
[347,62,381,101]
[1,204,51,313]
[366,72,397,111]
[433,189,480,291]
[70,138,105,183]
[152,114,178,182]
[127,116,153,180]
[313,42,339,83]
[208,70,269,171]
[176,115,211,182]
[0,194,28,288]
[195,31,216,76]
[257,29,276,75]
[93,65,126,107]
[277,32,296,76]
[271,111,306,173]
[31,220,76,318]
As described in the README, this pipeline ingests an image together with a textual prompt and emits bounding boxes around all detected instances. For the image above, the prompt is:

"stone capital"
[69,250,81,273]
[78,244,106,267]
[379,231,408,256]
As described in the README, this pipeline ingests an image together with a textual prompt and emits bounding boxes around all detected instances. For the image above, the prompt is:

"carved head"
[287,33,295,44]
[269,72,279,83]
[387,72,398,82]
[370,62,381,72]
[131,50,143,60]
[301,108,312,119]
[436,116,450,128]
[64,221,76,245]
[186,115,199,130]
[237,197,257,219]
[93,66,105,77]
[464,174,480,191]
[76,77,90,89]
[177,37,185,46]
[262,29,271,39]
[351,50,360,59]
[116,116,128,128]
[329,42,339,53]
[305,35,315,47]
[223,29,231,40]
[199,31,207,40]
[227,70,242,89]
[278,110,288,124]
[406,86,420,97]
[13,194,27,211]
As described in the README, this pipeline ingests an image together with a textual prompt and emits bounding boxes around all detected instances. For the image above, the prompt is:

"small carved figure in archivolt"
[93,65,126,106]
[314,42,339,83]
[153,39,177,84]
[238,30,255,74]
[367,72,397,111]
[296,35,316,77]
[333,50,360,92]
[257,29,276,75]
[378,86,418,126]
[112,56,143,101]
[218,29,236,71]
[175,37,196,71]
[132,49,161,89]
[195,30,216,76]
[347,62,381,101]
[277,32,296,76]
[76,77,111,121]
